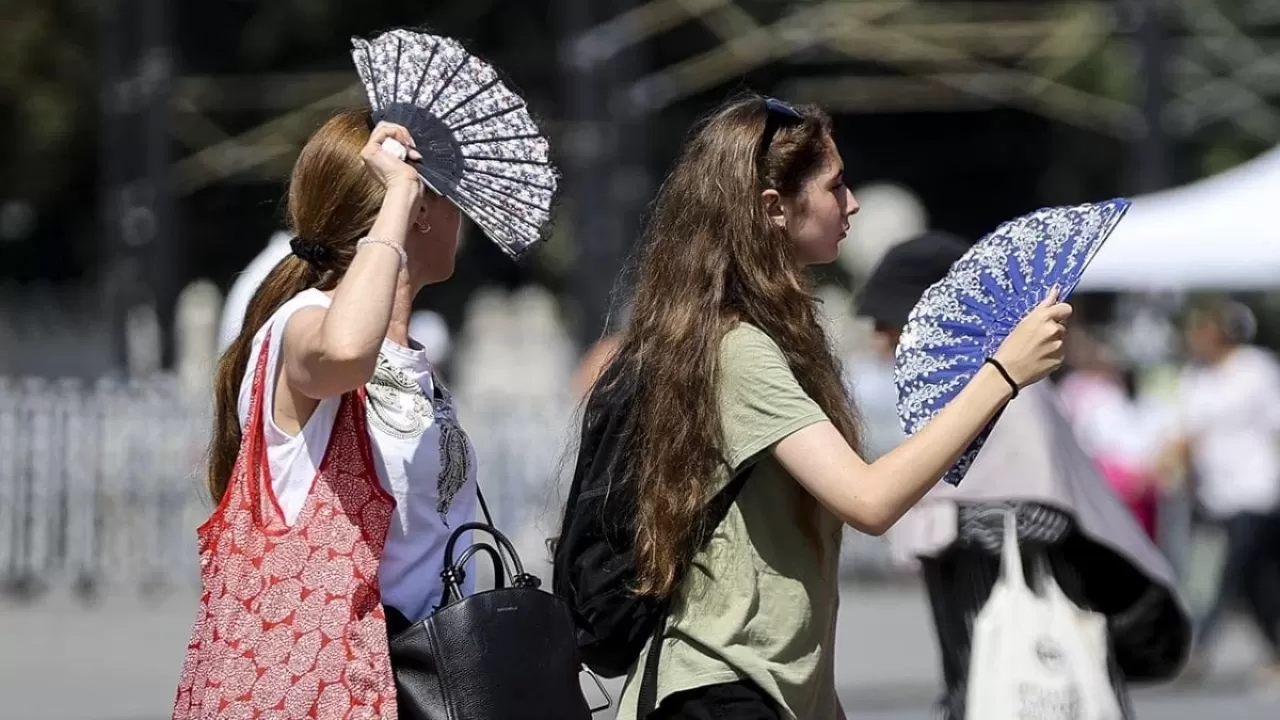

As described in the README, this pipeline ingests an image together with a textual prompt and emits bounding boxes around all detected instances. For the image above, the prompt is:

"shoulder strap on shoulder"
[636,466,748,717]
[636,612,667,717]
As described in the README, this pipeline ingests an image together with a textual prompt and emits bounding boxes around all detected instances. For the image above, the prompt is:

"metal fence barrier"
[0,372,908,601]
[0,375,208,598]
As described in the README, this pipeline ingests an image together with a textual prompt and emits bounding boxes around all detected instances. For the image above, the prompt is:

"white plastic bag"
[965,511,1123,720]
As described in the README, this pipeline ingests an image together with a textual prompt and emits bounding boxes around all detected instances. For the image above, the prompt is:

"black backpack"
[551,363,745,709]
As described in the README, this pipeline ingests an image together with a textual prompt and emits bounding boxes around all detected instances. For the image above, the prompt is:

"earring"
[414,220,432,233]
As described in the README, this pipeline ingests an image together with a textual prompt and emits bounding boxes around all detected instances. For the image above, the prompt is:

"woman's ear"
[411,201,431,231]
[761,188,788,229]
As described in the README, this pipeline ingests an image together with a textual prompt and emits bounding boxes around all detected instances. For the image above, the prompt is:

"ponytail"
[207,256,319,503]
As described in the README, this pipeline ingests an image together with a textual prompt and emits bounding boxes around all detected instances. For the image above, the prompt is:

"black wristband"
[984,357,1020,399]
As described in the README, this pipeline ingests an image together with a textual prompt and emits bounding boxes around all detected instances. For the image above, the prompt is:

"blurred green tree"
[0,1,97,244]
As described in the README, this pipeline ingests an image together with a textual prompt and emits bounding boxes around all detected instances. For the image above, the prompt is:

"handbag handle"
[443,521,525,576]
[439,542,508,606]
[438,521,541,608]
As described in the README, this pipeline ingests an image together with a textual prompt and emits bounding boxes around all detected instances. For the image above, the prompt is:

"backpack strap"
[700,473,748,546]
[636,611,667,717]
[635,471,749,717]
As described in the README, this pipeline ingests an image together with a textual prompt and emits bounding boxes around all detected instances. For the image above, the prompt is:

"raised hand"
[360,121,423,190]
[991,286,1073,388]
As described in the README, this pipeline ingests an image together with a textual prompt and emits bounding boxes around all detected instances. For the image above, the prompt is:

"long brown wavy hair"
[207,109,383,504]
[601,94,861,598]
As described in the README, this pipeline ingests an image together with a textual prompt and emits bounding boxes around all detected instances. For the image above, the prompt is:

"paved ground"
[0,584,1271,720]
[845,688,1280,720]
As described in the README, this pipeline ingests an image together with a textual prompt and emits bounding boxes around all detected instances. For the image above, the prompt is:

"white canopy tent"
[1077,145,1280,291]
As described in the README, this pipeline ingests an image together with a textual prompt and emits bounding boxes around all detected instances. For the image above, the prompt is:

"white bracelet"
[356,236,408,270]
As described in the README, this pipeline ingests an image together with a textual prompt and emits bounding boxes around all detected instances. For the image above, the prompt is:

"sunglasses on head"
[757,96,804,171]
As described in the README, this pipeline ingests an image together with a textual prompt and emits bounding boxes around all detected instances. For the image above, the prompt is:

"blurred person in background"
[572,301,631,399]
[582,94,1071,720]
[1168,299,1280,683]
[861,230,1191,720]
[1059,330,1162,540]
[217,230,292,352]
[407,308,453,369]
[572,334,621,399]
[841,319,904,464]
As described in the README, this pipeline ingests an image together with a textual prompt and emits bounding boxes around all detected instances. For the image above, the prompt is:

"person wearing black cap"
[857,230,1193,720]
[858,230,972,353]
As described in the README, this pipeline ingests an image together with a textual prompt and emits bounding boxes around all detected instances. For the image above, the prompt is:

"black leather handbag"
[387,491,607,720]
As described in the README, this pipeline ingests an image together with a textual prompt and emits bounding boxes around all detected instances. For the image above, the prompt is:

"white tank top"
[236,289,478,622]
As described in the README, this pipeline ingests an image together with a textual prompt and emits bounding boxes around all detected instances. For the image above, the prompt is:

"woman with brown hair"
[174,29,557,718]
[592,94,1073,720]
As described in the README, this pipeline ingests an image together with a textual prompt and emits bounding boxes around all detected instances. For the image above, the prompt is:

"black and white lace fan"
[351,28,559,259]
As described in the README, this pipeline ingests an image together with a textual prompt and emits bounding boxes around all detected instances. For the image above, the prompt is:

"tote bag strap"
[244,327,383,525]
[476,481,495,527]
[199,326,280,532]
[1032,551,1064,599]
[1000,509,1028,591]
[243,328,279,523]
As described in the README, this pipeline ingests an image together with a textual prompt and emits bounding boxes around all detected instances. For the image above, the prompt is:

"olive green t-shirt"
[617,323,843,720]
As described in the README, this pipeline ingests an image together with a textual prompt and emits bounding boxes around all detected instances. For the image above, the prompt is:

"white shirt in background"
[1058,372,1163,471]
[1178,345,1280,517]
[844,357,906,461]
[219,232,293,352]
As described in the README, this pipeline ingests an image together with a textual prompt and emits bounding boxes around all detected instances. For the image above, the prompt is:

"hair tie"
[983,357,1020,399]
[290,236,331,267]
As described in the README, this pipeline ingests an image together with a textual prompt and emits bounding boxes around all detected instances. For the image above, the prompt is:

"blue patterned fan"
[894,199,1130,485]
